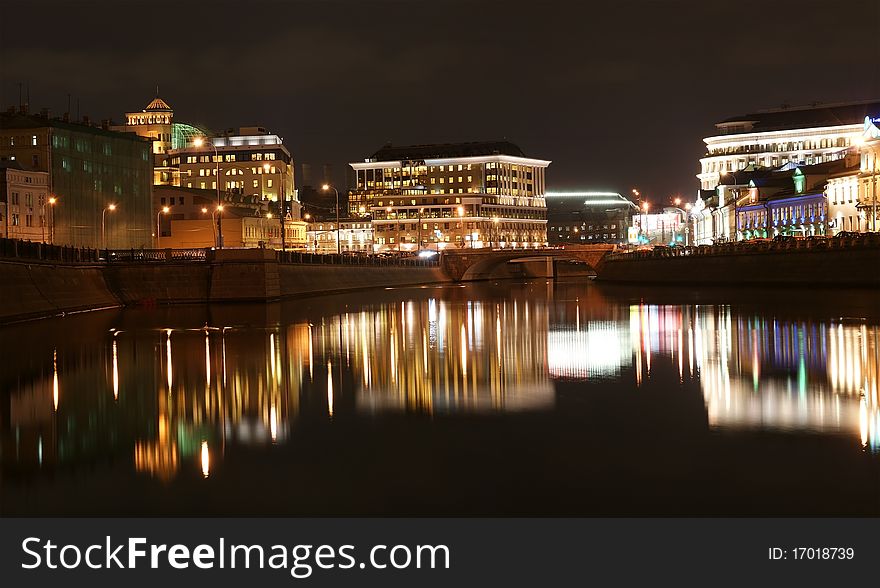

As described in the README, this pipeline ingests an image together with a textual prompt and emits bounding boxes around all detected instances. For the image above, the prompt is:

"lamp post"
[640,201,649,243]
[457,205,466,249]
[669,197,691,245]
[492,216,500,248]
[417,207,424,252]
[194,136,222,248]
[211,205,224,247]
[720,171,740,241]
[48,196,57,245]
[102,203,116,250]
[322,184,340,254]
[156,205,169,248]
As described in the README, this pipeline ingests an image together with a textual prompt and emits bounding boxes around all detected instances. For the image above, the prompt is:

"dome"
[144,97,172,111]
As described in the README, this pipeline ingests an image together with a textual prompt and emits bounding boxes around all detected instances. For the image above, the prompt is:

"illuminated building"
[306,219,373,253]
[697,100,880,190]
[0,109,153,248]
[629,209,686,245]
[349,141,550,251]
[110,96,187,185]
[0,160,50,241]
[545,191,635,244]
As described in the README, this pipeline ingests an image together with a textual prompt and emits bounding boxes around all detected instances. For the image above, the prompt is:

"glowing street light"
[46,195,58,244]
[194,136,223,248]
[102,203,117,250]
[322,184,341,254]
[156,205,170,247]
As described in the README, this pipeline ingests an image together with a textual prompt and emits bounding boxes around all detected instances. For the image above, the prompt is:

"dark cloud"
[2,0,878,200]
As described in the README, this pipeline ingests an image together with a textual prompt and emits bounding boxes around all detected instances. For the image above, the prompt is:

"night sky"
[2,0,878,203]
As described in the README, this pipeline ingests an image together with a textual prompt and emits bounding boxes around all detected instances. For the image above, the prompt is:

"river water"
[1,280,878,515]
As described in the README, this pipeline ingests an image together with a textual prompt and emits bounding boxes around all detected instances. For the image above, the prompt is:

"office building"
[349,141,550,251]
[698,100,880,190]
[545,191,635,244]
[0,110,153,249]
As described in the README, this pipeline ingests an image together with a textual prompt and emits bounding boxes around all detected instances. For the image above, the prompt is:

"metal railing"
[0,237,102,263]
[605,232,880,262]
[0,238,440,268]
[276,250,440,268]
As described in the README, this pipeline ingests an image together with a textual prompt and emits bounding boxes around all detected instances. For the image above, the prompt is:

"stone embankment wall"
[599,241,880,287]
[0,242,452,323]
[0,259,120,323]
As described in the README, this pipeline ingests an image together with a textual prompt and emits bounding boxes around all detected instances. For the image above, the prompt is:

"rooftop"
[0,112,152,143]
[715,99,880,135]
[144,97,172,112]
[369,140,527,161]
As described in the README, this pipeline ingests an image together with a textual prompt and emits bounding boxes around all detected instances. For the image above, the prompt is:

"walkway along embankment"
[0,239,449,324]
[598,234,880,288]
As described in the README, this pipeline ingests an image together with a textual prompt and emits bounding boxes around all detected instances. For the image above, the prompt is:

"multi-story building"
[154,186,306,249]
[857,115,880,232]
[697,100,880,190]
[545,191,635,244]
[110,96,186,185]
[349,141,550,251]
[306,220,373,254]
[630,209,687,245]
[0,110,153,249]
[0,160,50,241]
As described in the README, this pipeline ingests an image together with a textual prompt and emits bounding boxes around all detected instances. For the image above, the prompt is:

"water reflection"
[1,283,879,492]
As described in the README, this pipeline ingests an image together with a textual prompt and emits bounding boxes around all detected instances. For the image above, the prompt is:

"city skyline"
[2,0,877,201]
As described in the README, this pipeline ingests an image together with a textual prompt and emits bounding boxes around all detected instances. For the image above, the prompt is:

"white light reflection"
[112,339,119,400]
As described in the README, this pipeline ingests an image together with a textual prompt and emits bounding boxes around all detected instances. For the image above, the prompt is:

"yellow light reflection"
[327,360,334,418]
[200,440,210,478]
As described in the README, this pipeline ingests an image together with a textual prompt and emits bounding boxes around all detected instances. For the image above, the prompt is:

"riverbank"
[0,243,450,324]
[599,236,880,287]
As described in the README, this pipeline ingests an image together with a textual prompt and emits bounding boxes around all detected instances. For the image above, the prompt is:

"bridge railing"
[0,237,442,267]
[276,250,440,268]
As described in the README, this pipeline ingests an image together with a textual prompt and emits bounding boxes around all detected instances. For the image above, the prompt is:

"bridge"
[439,244,617,282]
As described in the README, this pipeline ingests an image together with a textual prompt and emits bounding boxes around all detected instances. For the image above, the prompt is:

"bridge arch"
[440,245,616,282]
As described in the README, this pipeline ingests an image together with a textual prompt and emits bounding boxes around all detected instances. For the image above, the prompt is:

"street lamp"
[720,170,740,241]
[640,201,649,242]
[156,205,170,247]
[492,216,500,248]
[194,136,222,248]
[211,205,224,247]
[322,184,340,254]
[102,203,116,250]
[48,196,57,245]
[457,205,466,249]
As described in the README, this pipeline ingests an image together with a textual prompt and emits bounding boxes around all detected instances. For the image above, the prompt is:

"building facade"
[630,210,687,245]
[0,110,153,249]
[350,141,550,251]
[0,161,50,241]
[698,100,880,190]
[154,186,306,249]
[306,220,373,254]
[545,191,635,245]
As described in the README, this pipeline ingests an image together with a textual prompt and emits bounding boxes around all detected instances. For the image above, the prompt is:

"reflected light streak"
[205,332,211,387]
[200,440,210,478]
[52,348,59,411]
[112,339,119,400]
[327,360,334,418]
[165,329,173,391]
